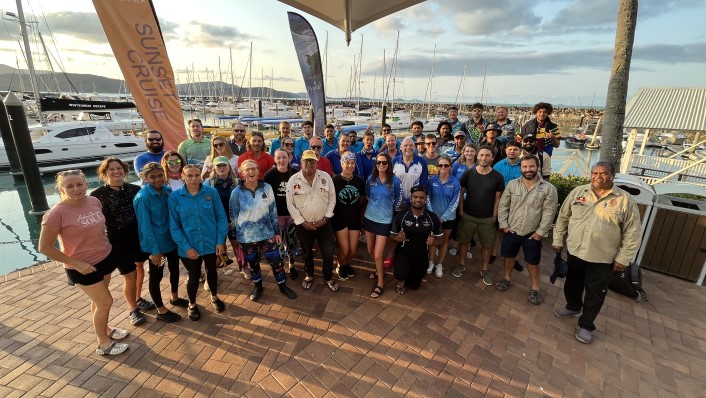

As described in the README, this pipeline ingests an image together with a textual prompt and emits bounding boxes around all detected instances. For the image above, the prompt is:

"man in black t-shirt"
[453,146,505,285]
[390,186,443,293]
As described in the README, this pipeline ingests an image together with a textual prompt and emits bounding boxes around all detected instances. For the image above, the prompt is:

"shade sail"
[278,0,425,44]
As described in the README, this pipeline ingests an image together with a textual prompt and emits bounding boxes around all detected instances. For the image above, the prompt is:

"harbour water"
[0,144,599,275]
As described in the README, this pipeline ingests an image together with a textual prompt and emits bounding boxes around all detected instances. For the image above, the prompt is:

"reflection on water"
[0,170,140,275]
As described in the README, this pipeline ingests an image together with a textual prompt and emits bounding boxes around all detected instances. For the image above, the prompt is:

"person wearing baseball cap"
[443,130,467,163]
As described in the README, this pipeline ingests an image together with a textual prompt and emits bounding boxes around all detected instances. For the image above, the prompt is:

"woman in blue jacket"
[168,164,228,321]
[363,152,402,299]
[230,159,297,302]
[133,162,187,323]
[426,156,461,278]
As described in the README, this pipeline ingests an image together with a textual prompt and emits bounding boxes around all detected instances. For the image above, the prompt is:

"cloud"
[371,16,407,34]
[180,21,254,48]
[63,49,115,58]
[434,0,543,36]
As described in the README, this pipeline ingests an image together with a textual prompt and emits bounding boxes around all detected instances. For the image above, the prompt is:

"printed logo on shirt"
[78,211,105,227]
[576,196,587,203]
[609,199,617,207]
[422,219,431,227]
[294,183,301,190]
[205,195,213,201]
[404,220,414,227]
[262,192,268,200]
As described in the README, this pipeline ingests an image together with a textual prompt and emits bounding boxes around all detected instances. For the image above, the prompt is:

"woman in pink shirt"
[39,170,131,356]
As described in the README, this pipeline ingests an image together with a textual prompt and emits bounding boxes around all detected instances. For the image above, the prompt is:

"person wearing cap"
[286,150,338,293]
[325,133,352,175]
[332,151,367,280]
[496,155,558,305]
[269,121,292,156]
[230,159,298,302]
[479,123,506,165]
[520,102,561,156]
[229,123,248,156]
[443,130,468,163]
[390,185,443,294]
[237,131,275,180]
[552,161,641,344]
[308,136,334,176]
[294,120,314,158]
[467,102,489,144]
[521,132,552,180]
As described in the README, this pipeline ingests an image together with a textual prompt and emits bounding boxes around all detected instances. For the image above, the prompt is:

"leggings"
[148,249,181,308]
[241,238,285,284]
[181,253,217,304]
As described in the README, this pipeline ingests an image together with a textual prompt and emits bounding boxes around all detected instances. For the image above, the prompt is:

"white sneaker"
[241,267,252,280]
[426,261,435,274]
[466,250,473,259]
[435,264,443,278]
[448,247,458,256]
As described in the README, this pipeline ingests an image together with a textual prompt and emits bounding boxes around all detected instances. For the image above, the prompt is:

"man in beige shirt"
[286,150,337,293]
[552,162,641,344]
[497,156,558,304]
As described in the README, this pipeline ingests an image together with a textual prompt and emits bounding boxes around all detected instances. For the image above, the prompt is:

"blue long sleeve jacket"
[133,184,177,255]
[229,181,279,243]
[364,175,402,224]
[168,184,228,257]
[355,149,378,182]
[426,175,461,222]
[294,136,310,157]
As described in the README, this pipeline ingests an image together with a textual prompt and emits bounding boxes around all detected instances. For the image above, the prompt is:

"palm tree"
[600,0,638,169]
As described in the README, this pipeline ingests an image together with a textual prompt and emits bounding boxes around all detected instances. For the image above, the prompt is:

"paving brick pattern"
[1,241,705,397]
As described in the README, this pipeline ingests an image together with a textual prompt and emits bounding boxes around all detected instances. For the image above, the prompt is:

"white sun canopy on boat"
[278,0,426,45]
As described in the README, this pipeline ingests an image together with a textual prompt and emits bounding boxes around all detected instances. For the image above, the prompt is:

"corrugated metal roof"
[623,87,706,132]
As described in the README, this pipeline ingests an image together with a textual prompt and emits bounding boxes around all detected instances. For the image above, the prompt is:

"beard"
[149,143,164,153]
[522,171,537,180]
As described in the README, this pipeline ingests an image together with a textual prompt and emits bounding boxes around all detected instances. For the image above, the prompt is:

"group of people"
[38,102,641,357]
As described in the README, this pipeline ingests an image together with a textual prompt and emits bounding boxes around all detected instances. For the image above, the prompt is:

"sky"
[0,0,705,106]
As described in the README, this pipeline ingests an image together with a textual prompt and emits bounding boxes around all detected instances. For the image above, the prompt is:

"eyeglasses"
[425,142,437,146]
[147,138,162,142]
[438,164,451,168]
[166,159,182,165]
[57,169,83,176]
[213,143,225,148]
[283,143,294,147]
[311,145,322,150]
[233,129,246,133]
[376,161,388,165]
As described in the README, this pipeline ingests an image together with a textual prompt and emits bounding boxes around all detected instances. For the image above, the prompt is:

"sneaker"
[241,267,252,280]
[211,298,225,313]
[480,270,493,286]
[434,264,443,278]
[426,261,435,274]
[136,298,156,311]
[448,247,458,256]
[188,305,200,321]
[528,290,542,305]
[575,327,593,344]
[344,264,356,277]
[452,264,465,278]
[337,266,351,280]
[96,341,129,356]
[359,234,366,243]
[496,279,512,292]
[156,310,181,323]
[129,309,146,326]
[289,266,299,280]
[169,297,189,308]
[466,250,473,260]
[204,280,210,292]
[555,307,582,318]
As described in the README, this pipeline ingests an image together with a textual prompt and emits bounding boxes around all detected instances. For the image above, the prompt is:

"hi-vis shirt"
[552,184,641,265]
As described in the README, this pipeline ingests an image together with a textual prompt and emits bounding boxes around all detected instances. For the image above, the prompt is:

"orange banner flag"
[93,0,185,151]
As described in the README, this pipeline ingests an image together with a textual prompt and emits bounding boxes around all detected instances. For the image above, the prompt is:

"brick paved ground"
[1,241,705,397]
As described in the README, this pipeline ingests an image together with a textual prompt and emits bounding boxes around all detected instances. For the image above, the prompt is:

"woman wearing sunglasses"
[161,151,187,191]
[426,156,461,278]
[202,135,238,179]
[280,136,301,170]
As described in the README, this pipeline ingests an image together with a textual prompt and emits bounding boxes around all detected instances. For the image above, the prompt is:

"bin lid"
[615,173,656,202]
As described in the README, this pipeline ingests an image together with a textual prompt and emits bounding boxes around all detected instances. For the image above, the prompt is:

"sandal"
[325,279,339,292]
[96,341,129,356]
[108,328,130,341]
[302,276,314,290]
[370,285,384,299]
[369,271,378,280]
[395,284,407,295]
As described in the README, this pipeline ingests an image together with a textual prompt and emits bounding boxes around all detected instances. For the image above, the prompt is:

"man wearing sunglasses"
[134,129,166,175]
[521,132,552,180]
[229,123,248,156]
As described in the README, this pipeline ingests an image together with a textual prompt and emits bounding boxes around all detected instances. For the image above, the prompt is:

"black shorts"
[108,225,149,263]
[332,215,362,232]
[441,219,455,230]
[500,231,542,265]
[362,217,391,237]
[65,247,132,286]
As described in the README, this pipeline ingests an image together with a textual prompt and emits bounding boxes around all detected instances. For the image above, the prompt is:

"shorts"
[332,214,362,232]
[108,226,149,263]
[65,247,132,286]
[456,214,496,248]
[441,219,455,230]
[362,217,391,237]
[500,231,542,265]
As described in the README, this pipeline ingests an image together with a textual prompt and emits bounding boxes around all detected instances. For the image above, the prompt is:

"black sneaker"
[169,297,189,308]
[136,298,156,311]
[289,267,299,280]
[211,298,225,313]
[344,264,356,277]
[156,310,181,323]
[188,305,200,321]
[336,266,351,280]
[130,309,146,326]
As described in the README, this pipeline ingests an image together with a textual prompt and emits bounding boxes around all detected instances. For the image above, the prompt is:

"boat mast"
[38,32,60,93]
[357,35,363,113]
[424,44,436,120]
[229,47,234,101]
[248,42,253,110]
[455,64,466,107]
[390,31,399,118]
[13,0,43,122]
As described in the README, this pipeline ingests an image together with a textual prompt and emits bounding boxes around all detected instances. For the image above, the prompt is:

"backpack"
[609,263,647,302]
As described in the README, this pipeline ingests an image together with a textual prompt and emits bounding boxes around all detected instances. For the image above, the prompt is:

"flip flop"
[370,285,384,299]
[302,276,314,290]
[325,279,339,292]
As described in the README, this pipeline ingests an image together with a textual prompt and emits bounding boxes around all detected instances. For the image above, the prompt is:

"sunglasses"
[283,143,294,147]
[233,129,245,133]
[382,129,391,132]
[454,136,466,140]
[147,138,162,142]
[523,139,536,143]
[311,145,322,150]
[438,164,451,168]
[425,142,437,146]
[376,161,388,165]
[213,143,225,148]
[166,159,182,165]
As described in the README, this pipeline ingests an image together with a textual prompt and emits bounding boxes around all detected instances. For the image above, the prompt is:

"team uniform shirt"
[178,137,211,166]
[498,178,558,237]
[321,138,338,156]
[294,136,311,157]
[493,158,522,187]
[443,146,464,164]
[349,141,363,153]
[285,170,336,225]
[269,136,291,156]
[289,155,301,170]
[42,196,111,268]
[263,167,298,216]
[203,177,239,224]
[355,148,378,182]
[390,209,443,256]
[364,175,403,224]
[392,154,428,203]
[451,162,472,181]
[134,151,165,175]
[325,150,345,175]
[133,184,177,255]
[426,175,461,222]
[168,184,228,257]
[229,181,279,244]
[553,184,641,266]
[459,168,505,218]
[237,151,275,180]
[332,174,366,229]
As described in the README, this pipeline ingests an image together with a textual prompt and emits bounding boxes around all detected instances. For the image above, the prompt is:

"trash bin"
[614,174,656,265]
